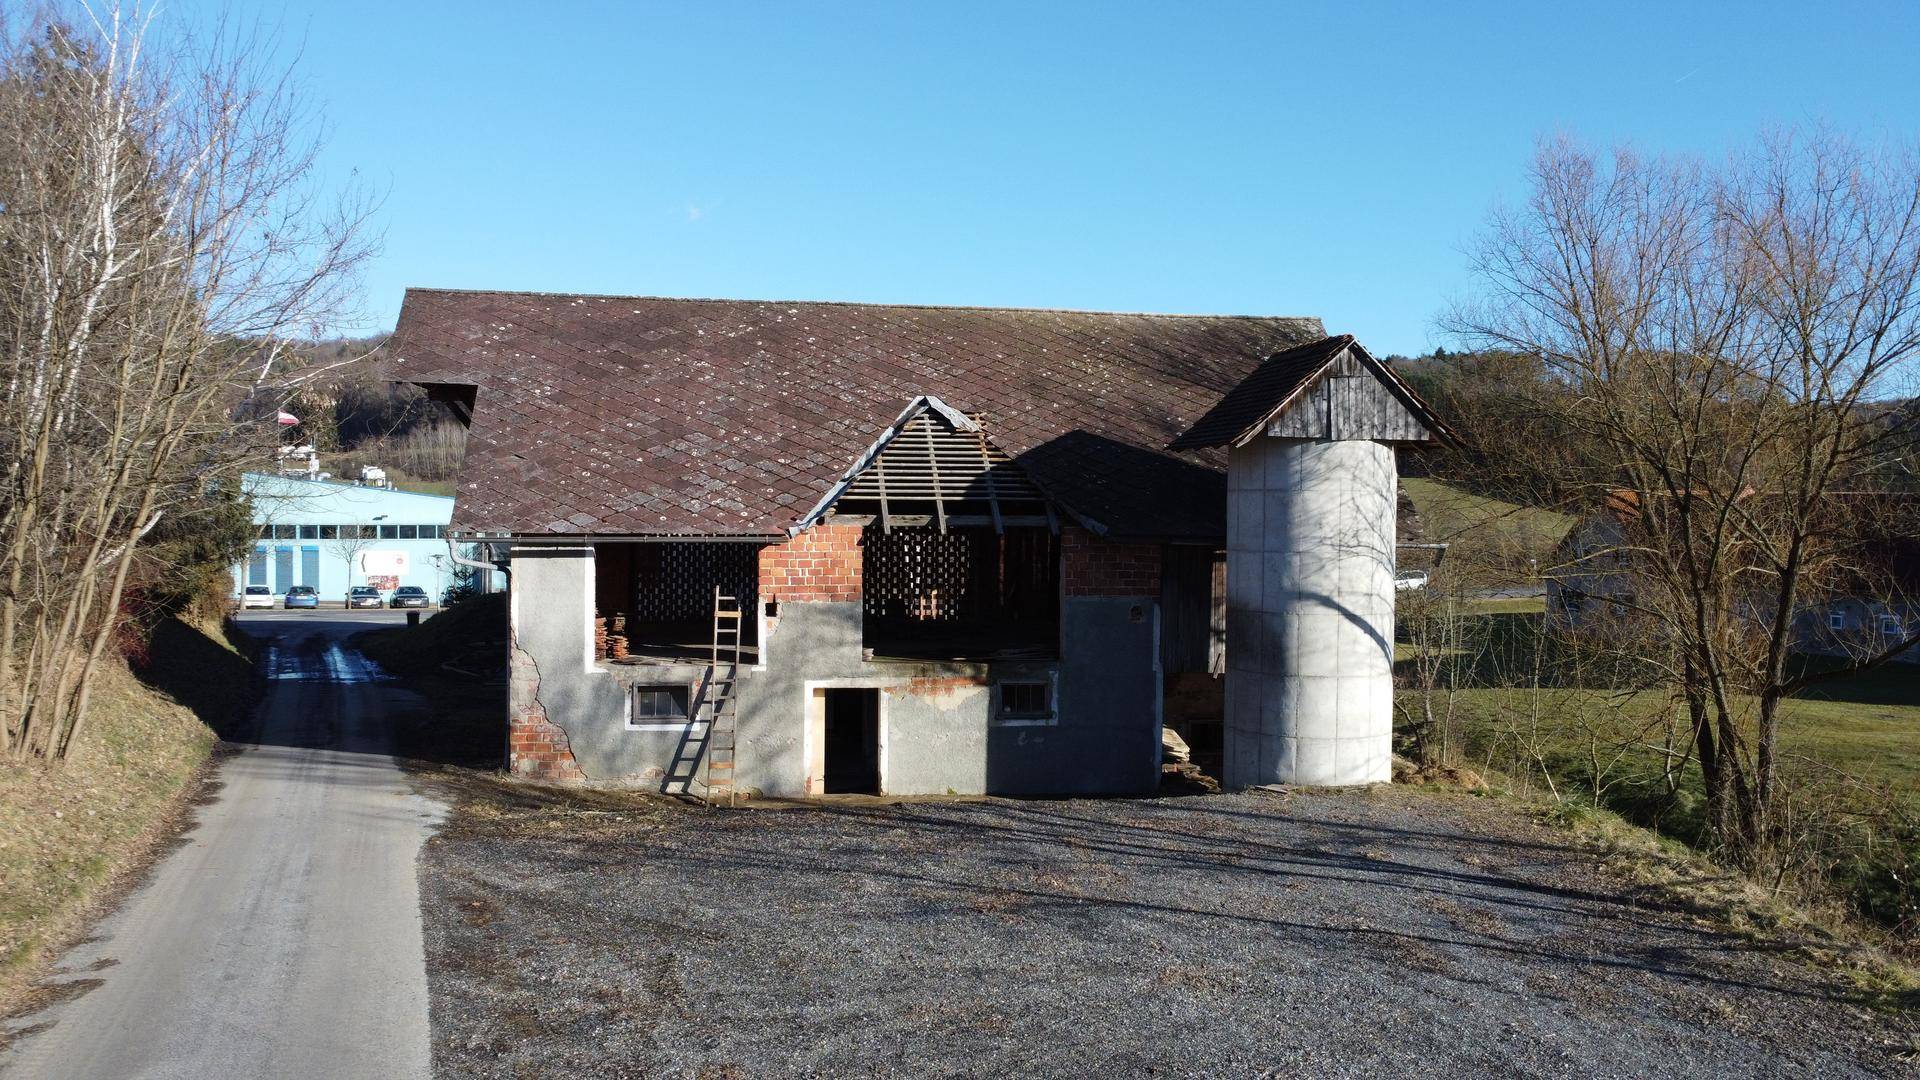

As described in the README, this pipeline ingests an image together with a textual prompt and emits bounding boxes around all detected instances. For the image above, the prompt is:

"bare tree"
[1446,131,1920,854]
[327,526,375,605]
[0,4,376,760]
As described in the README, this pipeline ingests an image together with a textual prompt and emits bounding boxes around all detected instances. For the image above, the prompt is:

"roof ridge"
[400,286,1319,323]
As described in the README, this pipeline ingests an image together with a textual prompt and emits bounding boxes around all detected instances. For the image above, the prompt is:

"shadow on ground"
[415,784,1920,1078]
[131,618,259,741]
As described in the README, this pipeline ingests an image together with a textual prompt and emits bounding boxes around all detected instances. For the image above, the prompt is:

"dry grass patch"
[0,658,219,1014]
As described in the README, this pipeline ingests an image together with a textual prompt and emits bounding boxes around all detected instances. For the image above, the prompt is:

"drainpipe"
[447,538,508,578]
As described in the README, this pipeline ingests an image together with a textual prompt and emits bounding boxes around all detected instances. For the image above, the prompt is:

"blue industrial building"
[232,472,496,603]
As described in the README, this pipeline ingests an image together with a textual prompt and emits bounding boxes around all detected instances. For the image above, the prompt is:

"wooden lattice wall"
[622,543,760,621]
[863,525,1057,623]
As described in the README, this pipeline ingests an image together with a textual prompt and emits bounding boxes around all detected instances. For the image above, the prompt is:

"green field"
[1399,635,1920,816]
[1401,476,1575,585]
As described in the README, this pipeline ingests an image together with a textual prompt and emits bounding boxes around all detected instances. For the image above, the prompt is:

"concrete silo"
[1171,336,1454,787]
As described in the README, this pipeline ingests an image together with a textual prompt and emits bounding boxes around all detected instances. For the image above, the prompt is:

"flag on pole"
[276,410,299,426]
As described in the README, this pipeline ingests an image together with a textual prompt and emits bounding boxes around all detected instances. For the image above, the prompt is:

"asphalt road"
[1,614,445,1080]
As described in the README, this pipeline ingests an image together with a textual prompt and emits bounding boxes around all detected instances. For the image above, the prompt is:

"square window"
[630,685,689,723]
[298,525,319,539]
[1880,615,1902,636]
[378,525,398,539]
[319,525,339,539]
[398,525,419,539]
[273,524,296,540]
[1829,610,1847,632]
[997,680,1053,722]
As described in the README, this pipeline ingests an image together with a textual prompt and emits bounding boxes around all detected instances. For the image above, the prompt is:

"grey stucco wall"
[508,546,1163,797]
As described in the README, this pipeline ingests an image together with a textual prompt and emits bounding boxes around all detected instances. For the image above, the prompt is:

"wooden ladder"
[704,586,744,806]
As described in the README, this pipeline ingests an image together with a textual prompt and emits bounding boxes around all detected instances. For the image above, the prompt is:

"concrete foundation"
[1224,438,1396,786]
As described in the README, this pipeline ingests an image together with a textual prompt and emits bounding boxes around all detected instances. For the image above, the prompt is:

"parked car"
[283,585,320,609]
[389,585,431,609]
[1394,569,1430,592]
[240,585,274,609]
[347,585,383,609]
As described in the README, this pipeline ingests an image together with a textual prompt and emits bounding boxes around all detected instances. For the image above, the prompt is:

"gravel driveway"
[418,784,1917,1079]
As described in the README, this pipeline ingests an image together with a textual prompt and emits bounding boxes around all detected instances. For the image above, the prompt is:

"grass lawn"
[1407,666,1920,814]
[1402,476,1574,585]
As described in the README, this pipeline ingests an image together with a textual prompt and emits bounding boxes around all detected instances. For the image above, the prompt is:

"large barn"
[389,289,1446,798]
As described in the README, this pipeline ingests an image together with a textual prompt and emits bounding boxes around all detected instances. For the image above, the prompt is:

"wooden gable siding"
[1266,347,1431,443]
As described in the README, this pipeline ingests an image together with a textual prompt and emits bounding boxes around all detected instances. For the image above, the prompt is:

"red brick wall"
[507,638,586,782]
[1062,526,1162,597]
[758,522,863,602]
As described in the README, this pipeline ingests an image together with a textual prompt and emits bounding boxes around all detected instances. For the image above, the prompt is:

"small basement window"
[628,684,690,727]
[1880,614,1902,637]
[995,679,1055,724]
[1829,610,1847,632]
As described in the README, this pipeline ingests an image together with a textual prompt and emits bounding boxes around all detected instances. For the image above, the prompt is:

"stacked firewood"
[599,611,629,661]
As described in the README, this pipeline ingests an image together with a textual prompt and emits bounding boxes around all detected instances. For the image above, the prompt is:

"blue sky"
[181,1,1919,354]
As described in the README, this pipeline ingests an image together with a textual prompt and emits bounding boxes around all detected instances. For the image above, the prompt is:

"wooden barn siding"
[1160,544,1225,674]
[1269,349,1430,443]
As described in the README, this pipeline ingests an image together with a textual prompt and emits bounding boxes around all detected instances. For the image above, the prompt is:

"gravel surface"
[417,784,1918,1079]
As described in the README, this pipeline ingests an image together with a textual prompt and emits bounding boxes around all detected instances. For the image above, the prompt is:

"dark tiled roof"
[388,290,1323,538]
[1167,335,1354,449]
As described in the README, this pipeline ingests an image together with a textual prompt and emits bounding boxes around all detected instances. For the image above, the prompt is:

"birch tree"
[0,5,375,760]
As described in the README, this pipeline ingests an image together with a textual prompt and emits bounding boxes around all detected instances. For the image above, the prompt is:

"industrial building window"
[629,684,690,725]
[397,525,418,539]
[257,525,274,540]
[273,524,296,540]
[319,525,339,539]
[301,546,320,587]
[995,679,1055,724]
[378,525,398,539]
[1829,610,1847,632]
[421,525,441,539]
[248,548,268,586]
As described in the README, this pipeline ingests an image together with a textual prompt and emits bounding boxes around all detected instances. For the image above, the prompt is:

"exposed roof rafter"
[797,396,1052,535]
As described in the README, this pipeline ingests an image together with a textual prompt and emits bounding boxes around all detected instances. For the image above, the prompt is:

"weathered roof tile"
[389,290,1323,538]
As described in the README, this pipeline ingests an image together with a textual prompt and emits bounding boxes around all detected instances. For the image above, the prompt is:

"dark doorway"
[823,688,880,794]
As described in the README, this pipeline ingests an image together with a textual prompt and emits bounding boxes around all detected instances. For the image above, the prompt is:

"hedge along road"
[0,613,445,1080]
